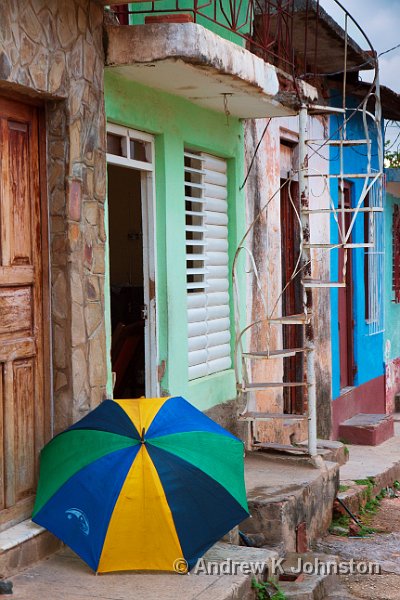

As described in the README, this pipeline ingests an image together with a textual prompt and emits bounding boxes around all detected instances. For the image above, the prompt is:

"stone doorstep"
[338,413,394,446]
[0,520,61,579]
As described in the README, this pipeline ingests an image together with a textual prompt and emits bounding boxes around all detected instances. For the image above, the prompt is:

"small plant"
[354,477,375,502]
[364,498,380,514]
[343,445,349,458]
[354,478,370,486]
[376,488,387,501]
[252,579,287,600]
[329,513,350,534]
[338,484,350,493]
[394,480,400,490]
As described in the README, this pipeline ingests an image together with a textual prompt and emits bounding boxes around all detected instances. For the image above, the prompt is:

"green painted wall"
[385,190,400,362]
[104,70,246,412]
[127,1,249,46]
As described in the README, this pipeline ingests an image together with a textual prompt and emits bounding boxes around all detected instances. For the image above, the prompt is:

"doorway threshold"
[0,519,60,577]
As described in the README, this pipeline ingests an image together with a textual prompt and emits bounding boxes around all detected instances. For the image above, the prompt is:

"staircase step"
[308,105,346,115]
[306,173,374,179]
[307,138,369,146]
[303,243,374,249]
[239,411,307,421]
[252,441,310,454]
[242,382,308,391]
[243,348,306,359]
[338,413,394,446]
[302,280,346,288]
[267,313,309,325]
[303,207,383,214]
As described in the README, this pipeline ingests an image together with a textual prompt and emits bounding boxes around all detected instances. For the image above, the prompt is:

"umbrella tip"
[141,427,146,443]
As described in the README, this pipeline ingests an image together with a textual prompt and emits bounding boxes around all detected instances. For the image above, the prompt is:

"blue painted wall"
[329,95,384,400]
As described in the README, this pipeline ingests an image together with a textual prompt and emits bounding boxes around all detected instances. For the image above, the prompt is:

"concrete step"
[277,552,341,600]
[203,541,279,581]
[8,546,257,600]
[241,453,339,553]
[338,413,394,446]
[0,520,61,578]
[298,440,349,466]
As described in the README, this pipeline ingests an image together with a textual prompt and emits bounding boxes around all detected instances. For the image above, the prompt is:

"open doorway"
[106,125,157,399]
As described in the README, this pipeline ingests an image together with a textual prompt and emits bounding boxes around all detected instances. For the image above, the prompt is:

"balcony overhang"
[104,23,303,119]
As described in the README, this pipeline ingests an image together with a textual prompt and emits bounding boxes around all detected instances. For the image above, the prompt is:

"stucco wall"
[243,113,332,441]
[385,172,400,412]
[0,0,107,434]
[104,70,246,413]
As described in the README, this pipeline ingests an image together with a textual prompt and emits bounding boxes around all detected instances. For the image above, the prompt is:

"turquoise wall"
[104,70,245,411]
[385,169,400,362]
[330,97,384,400]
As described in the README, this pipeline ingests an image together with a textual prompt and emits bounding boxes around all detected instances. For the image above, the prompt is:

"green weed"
[252,579,287,600]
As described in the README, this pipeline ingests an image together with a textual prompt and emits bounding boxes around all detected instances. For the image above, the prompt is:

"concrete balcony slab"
[104,23,304,119]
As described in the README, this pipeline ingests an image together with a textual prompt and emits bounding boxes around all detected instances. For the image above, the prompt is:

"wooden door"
[280,178,304,414]
[338,184,355,389]
[0,97,49,529]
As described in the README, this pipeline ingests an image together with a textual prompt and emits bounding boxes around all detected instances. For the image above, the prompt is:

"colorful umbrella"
[32,396,249,573]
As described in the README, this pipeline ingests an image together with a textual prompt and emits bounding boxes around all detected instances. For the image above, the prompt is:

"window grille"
[365,176,385,334]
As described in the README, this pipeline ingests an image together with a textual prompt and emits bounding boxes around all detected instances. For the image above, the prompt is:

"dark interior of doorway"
[107,164,145,398]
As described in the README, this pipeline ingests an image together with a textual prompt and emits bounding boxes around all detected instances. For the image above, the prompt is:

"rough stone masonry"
[0,0,108,433]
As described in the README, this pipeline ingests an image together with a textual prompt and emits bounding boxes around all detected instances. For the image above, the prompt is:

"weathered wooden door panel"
[0,97,48,529]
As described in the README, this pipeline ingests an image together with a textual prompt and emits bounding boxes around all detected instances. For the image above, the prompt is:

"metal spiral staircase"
[233,1,384,456]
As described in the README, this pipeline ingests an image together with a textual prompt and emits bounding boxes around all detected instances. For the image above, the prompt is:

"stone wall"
[0,0,107,433]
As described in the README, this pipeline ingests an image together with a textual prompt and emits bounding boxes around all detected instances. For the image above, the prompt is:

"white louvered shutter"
[185,151,231,381]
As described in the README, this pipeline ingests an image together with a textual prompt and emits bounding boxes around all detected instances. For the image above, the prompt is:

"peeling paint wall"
[385,170,400,412]
[243,113,332,442]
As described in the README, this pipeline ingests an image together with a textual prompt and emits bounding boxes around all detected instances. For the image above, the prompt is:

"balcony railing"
[109,0,375,81]
[111,0,298,74]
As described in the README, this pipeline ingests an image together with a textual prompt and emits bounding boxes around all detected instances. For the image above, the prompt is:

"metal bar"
[239,412,307,420]
[299,105,317,458]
